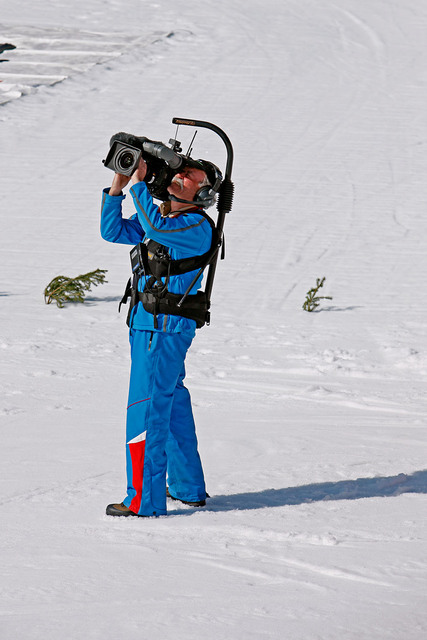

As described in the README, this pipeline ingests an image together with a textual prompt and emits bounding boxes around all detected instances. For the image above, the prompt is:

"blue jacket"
[100,181,212,335]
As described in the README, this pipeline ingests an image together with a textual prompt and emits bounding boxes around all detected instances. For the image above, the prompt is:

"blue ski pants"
[123,329,206,516]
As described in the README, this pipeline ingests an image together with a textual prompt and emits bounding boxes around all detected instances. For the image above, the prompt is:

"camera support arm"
[172,118,234,322]
[172,117,234,184]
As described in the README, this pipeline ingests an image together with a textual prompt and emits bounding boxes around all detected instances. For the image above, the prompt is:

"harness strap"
[138,289,208,329]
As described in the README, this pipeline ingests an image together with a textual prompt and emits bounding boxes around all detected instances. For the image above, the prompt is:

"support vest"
[119,211,221,329]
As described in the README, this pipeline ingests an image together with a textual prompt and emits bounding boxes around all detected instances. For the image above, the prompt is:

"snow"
[1,0,426,638]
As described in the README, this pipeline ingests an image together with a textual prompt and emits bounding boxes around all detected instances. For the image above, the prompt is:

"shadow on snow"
[172,470,427,515]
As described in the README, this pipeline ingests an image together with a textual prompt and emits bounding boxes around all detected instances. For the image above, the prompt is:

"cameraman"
[101,157,213,517]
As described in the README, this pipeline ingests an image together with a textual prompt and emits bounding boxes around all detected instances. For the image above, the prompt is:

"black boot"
[166,487,209,507]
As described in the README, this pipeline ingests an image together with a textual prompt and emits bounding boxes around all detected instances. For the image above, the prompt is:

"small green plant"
[302,277,332,312]
[44,269,108,308]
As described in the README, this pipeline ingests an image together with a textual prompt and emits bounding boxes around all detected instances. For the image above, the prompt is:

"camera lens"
[118,151,135,169]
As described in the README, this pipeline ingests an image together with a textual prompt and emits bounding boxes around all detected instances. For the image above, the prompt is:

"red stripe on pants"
[129,440,146,514]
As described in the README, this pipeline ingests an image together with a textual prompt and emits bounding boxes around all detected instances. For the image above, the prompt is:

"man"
[101,156,216,517]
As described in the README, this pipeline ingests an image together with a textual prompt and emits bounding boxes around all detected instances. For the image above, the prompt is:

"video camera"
[103,132,193,201]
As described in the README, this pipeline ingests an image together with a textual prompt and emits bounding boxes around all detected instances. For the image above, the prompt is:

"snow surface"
[1,1,427,638]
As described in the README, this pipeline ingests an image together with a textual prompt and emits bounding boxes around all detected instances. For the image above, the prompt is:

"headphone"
[194,161,223,208]
[169,160,223,209]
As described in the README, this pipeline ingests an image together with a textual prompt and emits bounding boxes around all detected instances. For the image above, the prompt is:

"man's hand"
[109,172,131,196]
[131,158,147,185]
[108,158,147,196]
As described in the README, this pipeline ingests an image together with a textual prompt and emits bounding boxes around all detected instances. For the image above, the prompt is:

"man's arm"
[100,190,145,244]
[100,160,149,244]
[130,181,212,255]
[128,158,211,255]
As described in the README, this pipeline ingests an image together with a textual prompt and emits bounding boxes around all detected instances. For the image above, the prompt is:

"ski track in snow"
[0,25,194,104]
[1,1,427,639]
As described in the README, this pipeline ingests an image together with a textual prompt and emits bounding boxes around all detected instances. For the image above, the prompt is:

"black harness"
[119,211,221,329]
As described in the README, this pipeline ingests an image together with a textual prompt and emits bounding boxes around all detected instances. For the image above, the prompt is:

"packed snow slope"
[1,1,426,638]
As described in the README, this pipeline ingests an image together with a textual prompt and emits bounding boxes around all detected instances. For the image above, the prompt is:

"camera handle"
[142,140,184,171]
[172,118,234,321]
